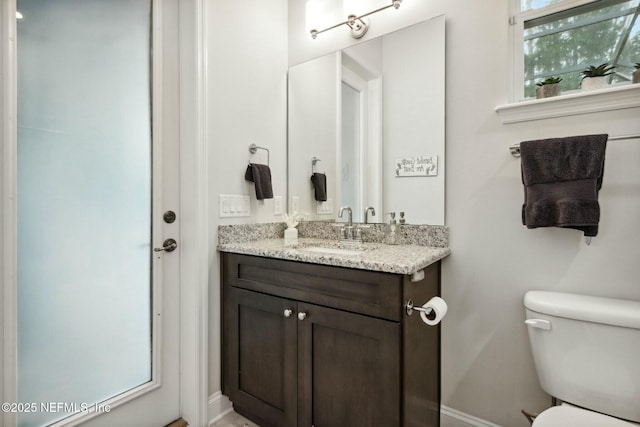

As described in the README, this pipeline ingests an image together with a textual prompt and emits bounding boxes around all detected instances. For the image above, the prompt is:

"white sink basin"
[301,246,363,256]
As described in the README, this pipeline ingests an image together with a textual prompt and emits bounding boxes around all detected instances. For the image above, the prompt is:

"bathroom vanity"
[219,233,450,427]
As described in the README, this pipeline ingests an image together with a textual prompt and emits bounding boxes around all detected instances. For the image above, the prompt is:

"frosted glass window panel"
[16,1,152,426]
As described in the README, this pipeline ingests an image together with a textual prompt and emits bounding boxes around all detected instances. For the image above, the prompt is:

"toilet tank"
[524,291,640,423]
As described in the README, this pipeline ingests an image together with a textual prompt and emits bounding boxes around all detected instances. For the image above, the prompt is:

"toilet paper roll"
[420,296,448,326]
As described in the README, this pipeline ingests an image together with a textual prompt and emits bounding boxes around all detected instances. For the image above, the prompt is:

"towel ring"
[312,157,321,173]
[249,143,270,166]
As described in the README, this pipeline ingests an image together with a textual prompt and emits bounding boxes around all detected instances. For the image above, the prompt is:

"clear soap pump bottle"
[385,212,400,245]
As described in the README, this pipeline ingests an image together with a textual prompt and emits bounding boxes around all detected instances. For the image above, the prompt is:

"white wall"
[205,0,288,410]
[290,1,640,427]
[438,3,639,425]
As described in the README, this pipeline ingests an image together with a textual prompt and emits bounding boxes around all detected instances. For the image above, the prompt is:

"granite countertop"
[217,237,451,275]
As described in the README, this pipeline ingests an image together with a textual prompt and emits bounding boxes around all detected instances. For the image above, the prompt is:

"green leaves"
[536,76,563,86]
[580,63,616,80]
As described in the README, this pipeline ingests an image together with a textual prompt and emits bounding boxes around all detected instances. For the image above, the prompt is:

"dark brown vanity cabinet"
[221,253,441,427]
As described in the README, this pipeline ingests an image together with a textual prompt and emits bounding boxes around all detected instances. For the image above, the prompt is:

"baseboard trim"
[441,405,503,427]
[206,398,500,427]
[207,392,233,426]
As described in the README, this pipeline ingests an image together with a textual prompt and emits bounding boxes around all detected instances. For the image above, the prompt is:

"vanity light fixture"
[308,0,402,40]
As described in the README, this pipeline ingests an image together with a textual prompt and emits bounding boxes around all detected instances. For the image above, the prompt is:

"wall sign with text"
[395,156,438,177]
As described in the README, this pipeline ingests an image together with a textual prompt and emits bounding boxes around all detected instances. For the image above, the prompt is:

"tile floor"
[210,411,260,427]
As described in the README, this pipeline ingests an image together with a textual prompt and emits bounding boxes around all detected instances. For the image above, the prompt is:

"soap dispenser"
[385,212,400,245]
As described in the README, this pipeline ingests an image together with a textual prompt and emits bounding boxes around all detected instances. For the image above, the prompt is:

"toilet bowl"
[524,291,640,427]
[533,403,639,427]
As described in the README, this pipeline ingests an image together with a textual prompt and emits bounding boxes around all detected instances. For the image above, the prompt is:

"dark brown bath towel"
[245,163,273,200]
[521,134,607,237]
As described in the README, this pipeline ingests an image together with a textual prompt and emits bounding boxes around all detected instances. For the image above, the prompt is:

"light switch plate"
[219,194,250,218]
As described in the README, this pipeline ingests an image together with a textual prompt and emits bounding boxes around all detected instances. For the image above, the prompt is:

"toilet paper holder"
[405,299,435,320]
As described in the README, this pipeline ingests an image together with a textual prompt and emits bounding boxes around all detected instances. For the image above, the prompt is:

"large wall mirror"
[288,15,445,225]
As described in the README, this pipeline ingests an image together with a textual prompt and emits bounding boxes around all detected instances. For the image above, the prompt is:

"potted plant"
[580,63,615,91]
[536,76,562,99]
[633,63,640,84]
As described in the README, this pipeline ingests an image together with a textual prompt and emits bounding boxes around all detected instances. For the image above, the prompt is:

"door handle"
[154,238,177,253]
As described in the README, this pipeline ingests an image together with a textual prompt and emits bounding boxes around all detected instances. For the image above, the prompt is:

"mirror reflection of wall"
[341,81,362,221]
[288,15,445,225]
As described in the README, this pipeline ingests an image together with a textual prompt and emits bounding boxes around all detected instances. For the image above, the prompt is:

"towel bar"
[509,133,640,157]
[249,143,270,165]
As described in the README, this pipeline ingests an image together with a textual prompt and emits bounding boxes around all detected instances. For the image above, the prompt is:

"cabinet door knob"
[284,309,293,318]
[297,312,307,321]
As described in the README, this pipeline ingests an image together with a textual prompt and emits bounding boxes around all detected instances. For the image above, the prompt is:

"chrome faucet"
[364,207,376,224]
[337,206,357,241]
[335,206,370,242]
[338,206,353,226]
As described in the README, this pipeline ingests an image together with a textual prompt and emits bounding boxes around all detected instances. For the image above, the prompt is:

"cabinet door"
[225,287,298,427]
[297,303,401,427]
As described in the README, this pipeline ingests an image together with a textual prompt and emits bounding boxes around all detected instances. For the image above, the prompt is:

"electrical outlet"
[290,196,300,213]
[274,196,283,215]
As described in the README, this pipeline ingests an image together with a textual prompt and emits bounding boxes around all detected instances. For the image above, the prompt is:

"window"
[512,0,640,100]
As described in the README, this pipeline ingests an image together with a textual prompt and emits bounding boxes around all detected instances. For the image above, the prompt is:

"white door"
[340,63,382,224]
[2,0,181,426]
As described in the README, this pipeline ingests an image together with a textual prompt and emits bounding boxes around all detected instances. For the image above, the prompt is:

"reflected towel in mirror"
[310,172,327,201]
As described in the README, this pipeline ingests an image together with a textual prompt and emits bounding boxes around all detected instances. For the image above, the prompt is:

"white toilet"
[524,291,640,427]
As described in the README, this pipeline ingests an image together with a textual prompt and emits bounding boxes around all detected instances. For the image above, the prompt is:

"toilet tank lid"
[524,291,640,330]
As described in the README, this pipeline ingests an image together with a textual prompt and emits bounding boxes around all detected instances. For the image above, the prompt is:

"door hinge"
[509,16,517,25]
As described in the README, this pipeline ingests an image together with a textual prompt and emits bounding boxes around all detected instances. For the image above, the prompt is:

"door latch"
[154,238,178,253]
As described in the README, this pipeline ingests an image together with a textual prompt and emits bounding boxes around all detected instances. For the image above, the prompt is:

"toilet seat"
[533,404,640,427]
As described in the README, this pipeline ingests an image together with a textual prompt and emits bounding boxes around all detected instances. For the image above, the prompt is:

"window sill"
[495,84,640,124]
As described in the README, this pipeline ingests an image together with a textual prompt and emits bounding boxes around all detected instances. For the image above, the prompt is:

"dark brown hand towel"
[310,172,327,201]
[521,134,607,237]
[245,163,273,200]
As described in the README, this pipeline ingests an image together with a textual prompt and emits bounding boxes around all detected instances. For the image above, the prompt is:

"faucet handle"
[355,227,364,240]
[331,222,346,239]
[354,224,371,240]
